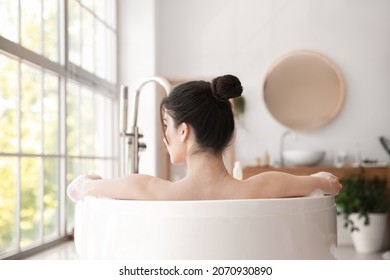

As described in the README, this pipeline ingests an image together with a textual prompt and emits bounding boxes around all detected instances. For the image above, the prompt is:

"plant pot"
[350,213,388,253]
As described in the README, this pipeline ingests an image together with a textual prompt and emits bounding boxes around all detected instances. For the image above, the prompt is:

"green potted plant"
[379,135,390,162]
[335,174,389,253]
[232,96,245,119]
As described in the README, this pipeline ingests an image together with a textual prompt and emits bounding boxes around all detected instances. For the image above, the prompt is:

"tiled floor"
[24,241,389,260]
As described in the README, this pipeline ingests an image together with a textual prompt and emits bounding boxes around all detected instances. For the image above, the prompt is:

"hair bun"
[211,74,243,102]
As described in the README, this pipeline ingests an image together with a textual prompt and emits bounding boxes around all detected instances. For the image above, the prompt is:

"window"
[68,0,116,83]
[0,0,117,259]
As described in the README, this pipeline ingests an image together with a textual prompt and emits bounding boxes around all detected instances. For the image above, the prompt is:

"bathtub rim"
[76,195,336,217]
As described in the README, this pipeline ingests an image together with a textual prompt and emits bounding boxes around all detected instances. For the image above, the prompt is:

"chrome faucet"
[280,130,292,167]
[120,77,171,175]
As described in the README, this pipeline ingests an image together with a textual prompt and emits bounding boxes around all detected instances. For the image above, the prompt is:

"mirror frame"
[263,50,345,132]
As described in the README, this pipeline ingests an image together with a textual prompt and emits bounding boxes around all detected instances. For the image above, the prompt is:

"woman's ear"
[180,122,189,142]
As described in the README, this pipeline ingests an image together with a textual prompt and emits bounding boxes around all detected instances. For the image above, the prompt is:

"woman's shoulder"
[124,173,171,187]
[125,173,186,200]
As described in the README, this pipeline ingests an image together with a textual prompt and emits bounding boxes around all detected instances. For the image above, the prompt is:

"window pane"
[109,31,117,83]
[95,94,105,157]
[66,158,94,233]
[81,0,94,12]
[0,54,18,153]
[21,63,42,154]
[44,158,59,238]
[20,157,41,248]
[0,157,18,254]
[66,158,80,233]
[106,0,116,29]
[68,0,81,66]
[95,159,113,178]
[68,0,116,83]
[95,20,106,80]
[0,0,19,42]
[80,87,94,156]
[43,72,59,154]
[66,81,80,156]
[81,9,94,73]
[95,94,113,157]
[43,0,59,62]
[66,192,75,234]
[68,158,97,180]
[21,0,42,54]
[95,0,105,21]
[104,95,113,157]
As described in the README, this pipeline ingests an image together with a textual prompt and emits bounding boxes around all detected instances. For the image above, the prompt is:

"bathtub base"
[74,196,337,259]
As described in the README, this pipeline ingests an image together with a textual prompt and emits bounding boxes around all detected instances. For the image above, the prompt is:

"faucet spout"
[280,130,291,167]
[132,77,171,129]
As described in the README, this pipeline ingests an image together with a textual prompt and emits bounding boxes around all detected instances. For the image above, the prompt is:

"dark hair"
[160,74,243,153]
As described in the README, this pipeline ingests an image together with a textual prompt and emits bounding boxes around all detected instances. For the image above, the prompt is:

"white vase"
[350,213,388,253]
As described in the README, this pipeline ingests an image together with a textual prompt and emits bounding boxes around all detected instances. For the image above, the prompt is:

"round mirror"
[263,50,345,131]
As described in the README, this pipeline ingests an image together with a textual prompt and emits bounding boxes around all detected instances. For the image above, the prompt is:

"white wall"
[156,0,390,167]
[119,0,169,177]
[120,0,390,175]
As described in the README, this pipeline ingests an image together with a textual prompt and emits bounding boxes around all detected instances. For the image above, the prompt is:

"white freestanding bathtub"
[74,196,337,259]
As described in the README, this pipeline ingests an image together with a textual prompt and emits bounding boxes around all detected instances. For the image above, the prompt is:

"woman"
[67,74,341,202]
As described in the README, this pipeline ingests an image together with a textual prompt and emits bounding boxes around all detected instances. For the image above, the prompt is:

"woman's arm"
[247,171,341,198]
[67,174,165,201]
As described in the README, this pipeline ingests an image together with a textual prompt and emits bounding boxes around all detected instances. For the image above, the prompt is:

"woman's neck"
[185,151,230,181]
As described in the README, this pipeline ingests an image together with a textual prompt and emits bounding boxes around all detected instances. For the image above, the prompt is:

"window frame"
[0,0,118,259]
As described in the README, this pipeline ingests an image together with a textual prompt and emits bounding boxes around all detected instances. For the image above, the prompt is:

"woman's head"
[161,74,243,160]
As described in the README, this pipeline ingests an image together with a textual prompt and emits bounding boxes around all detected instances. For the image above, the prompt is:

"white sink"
[283,149,325,166]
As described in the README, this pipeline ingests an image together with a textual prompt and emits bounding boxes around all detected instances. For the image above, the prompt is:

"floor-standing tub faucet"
[120,77,171,175]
